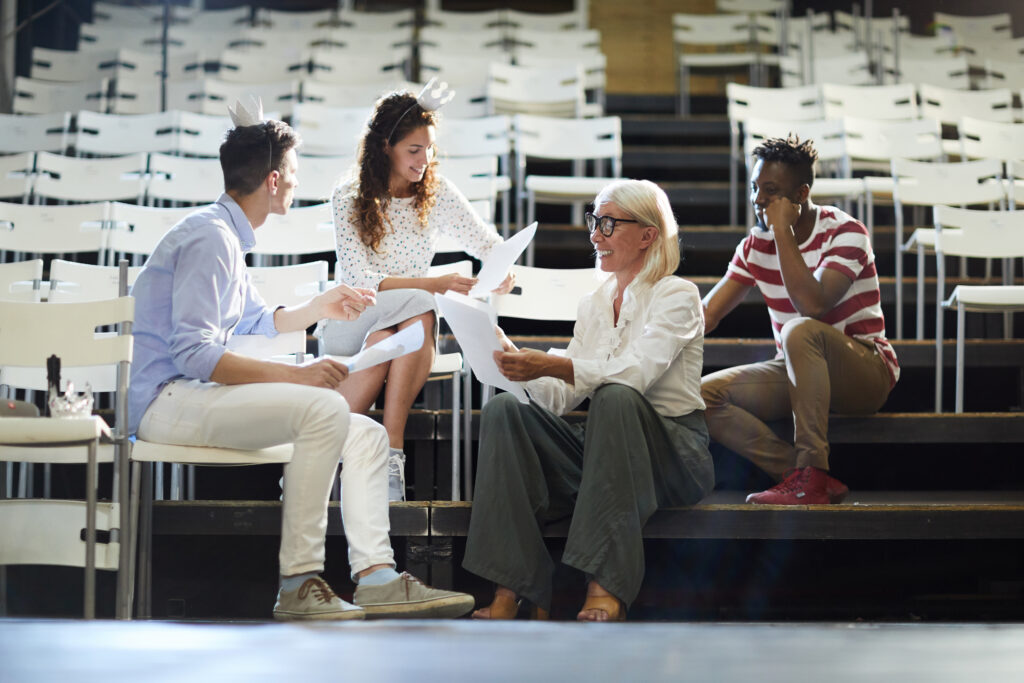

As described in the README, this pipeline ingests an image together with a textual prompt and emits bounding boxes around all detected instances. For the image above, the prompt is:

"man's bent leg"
[701,360,797,480]
[338,413,395,578]
[782,318,892,471]
[138,380,350,576]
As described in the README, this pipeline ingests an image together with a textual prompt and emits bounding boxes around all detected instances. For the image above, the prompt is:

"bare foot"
[472,586,518,620]
[577,581,624,622]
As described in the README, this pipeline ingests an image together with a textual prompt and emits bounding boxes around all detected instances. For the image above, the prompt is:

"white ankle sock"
[359,567,400,586]
[280,571,319,592]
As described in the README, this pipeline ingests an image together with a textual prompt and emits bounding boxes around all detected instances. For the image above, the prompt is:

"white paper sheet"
[435,292,529,403]
[468,222,537,297]
[334,321,424,373]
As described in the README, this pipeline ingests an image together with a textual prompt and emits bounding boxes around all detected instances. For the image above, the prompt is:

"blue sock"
[359,567,400,586]
[280,571,319,592]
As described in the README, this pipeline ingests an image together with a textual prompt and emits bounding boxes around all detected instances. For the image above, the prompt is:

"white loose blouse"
[332,175,503,290]
[524,274,706,418]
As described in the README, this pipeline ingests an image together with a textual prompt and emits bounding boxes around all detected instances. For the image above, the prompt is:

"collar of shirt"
[590,276,650,354]
[214,192,257,253]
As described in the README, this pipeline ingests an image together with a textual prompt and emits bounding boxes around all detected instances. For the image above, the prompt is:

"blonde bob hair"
[593,179,680,286]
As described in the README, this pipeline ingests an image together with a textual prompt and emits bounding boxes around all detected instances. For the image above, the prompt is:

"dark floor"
[3,618,1024,683]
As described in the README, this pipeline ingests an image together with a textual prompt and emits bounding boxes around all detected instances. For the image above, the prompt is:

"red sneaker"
[746,466,832,505]
[825,473,849,504]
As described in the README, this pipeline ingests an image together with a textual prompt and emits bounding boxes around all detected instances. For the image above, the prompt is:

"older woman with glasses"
[463,179,713,622]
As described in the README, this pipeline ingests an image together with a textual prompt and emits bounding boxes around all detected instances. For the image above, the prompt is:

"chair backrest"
[510,28,601,57]
[882,55,970,89]
[423,9,505,32]
[781,51,873,87]
[0,112,71,154]
[0,201,108,257]
[443,82,490,118]
[0,153,34,201]
[918,84,1014,126]
[513,113,621,163]
[257,7,336,30]
[300,79,413,108]
[891,158,1005,208]
[107,202,195,260]
[492,264,605,322]
[726,83,824,125]
[983,59,1024,92]
[251,202,334,257]
[487,63,585,117]
[307,49,407,85]
[717,0,787,13]
[933,206,1024,260]
[147,154,224,205]
[0,259,44,302]
[743,117,847,167]
[440,155,500,203]
[419,26,507,54]
[515,52,606,93]
[673,13,753,48]
[291,103,370,156]
[75,110,177,156]
[843,117,943,162]
[174,110,234,157]
[33,152,147,203]
[435,115,512,161]
[337,8,416,32]
[969,36,1024,64]
[30,46,112,82]
[959,117,1024,163]
[933,12,1013,43]
[504,9,586,32]
[822,83,918,121]
[13,77,107,115]
[108,48,204,82]
[295,155,353,204]
[879,33,960,61]
[184,79,299,120]
[48,259,142,303]
[247,261,329,308]
[418,46,507,86]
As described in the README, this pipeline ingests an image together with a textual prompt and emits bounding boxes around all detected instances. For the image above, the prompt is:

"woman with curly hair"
[321,85,513,502]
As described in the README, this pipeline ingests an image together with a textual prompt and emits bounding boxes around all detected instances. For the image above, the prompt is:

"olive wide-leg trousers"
[462,384,714,610]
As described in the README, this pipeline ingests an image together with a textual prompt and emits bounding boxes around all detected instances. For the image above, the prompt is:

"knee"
[480,392,522,425]
[700,372,729,410]
[590,383,643,414]
[780,316,822,354]
[344,413,389,466]
[304,388,351,443]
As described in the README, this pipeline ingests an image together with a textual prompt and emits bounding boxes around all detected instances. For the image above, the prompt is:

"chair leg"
[462,366,474,501]
[916,245,925,340]
[137,462,154,619]
[526,193,537,267]
[84,439,97,620]
[451,371,461,501]
[935,299,944,414]
[955,303,966,414]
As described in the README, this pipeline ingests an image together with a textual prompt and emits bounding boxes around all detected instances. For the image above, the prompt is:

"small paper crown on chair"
[228,95,265,128]
[415,77,455,112]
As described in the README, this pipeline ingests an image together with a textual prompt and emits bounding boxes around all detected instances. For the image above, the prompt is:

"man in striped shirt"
[701,135,899,505]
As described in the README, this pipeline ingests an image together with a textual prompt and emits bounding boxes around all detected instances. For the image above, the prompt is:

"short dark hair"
[752,134,819,189]
[219,120,300,196]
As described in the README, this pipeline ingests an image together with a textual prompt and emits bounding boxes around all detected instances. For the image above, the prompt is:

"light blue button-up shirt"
[127,193,279,434]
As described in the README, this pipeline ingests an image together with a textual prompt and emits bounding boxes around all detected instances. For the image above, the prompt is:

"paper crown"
[228,95,265,127]
[415,77,455,112]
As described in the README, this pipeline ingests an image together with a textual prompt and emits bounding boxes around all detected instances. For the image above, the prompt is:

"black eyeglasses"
[585,212,639,237]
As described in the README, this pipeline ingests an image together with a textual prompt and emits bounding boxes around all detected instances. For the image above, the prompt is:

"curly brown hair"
[353,91,441,253]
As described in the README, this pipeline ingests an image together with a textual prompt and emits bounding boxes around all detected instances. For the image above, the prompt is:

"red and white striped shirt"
[726,205,900,386]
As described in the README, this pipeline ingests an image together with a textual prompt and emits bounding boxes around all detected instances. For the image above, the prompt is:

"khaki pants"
[701,317,892,480]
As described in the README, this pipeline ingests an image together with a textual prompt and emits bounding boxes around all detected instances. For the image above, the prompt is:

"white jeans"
[138,379,395,577]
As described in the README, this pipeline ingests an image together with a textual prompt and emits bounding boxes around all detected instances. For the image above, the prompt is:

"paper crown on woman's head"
[380,77,456,142]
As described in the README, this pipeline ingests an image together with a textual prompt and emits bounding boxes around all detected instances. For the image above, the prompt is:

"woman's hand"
[318,284,376,321]
[431,273,478,295]
[491,270,516,295]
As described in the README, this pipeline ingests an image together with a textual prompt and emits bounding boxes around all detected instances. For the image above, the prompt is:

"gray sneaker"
[354,572,475,619]
[273,577,365,621]
[388,449,406,502]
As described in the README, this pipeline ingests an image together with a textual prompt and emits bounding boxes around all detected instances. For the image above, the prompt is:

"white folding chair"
[13,77,107,115]
[307,49,408,85]
[299,80,412,108]
[672,13,761,117]
[422,9,505,33]
[435,116,513,236]
[487,63,591,118]
[257,7,337,30]
[933,12,1013,44]
[146,154,224,206]
[891,158,1006,340]
[32,152,147,204]
[503,9,586,32]
[822,83,918,121]
[508,28,601,58]
[106,202,195,266]
[336,8,416,32]
[513,114,622,260]
[216,48,308,84]
[0,153,34,202]
[0,112,72,154]
[983,60,1024,94]
[418,46,508,87]
[959,118,1024,164]
[779,51,873,87]
[185,79,298,120]
[0,296,133,619]
[48,259,142,303]
[932,206,1024,412]
[290,103,370,157]
[174,111,233,157]
[250,202,335,266]
[919,85,1015,156]
[295,155,354,204]
[0,259,44,302]
[882,55,970,90]
[30,46,114,82]
[0,202,109,263]
[726,83,824,226]
[75,110,178,156]
[514,52,607,112]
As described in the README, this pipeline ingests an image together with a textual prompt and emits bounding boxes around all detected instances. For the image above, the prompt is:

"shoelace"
[297,578,337,605]
[387,453,406,488]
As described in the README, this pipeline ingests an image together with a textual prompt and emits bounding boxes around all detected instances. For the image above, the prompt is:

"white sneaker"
[388,449,406,502]
[273,577,365,621]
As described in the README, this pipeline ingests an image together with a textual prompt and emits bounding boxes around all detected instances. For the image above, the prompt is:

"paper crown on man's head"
[228,95,264,128]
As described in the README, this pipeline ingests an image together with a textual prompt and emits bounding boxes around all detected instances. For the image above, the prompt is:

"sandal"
[577,594,625,622]
[471,593,550,620]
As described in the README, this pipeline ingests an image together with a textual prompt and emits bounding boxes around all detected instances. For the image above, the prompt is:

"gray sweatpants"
[462,384,714,610]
